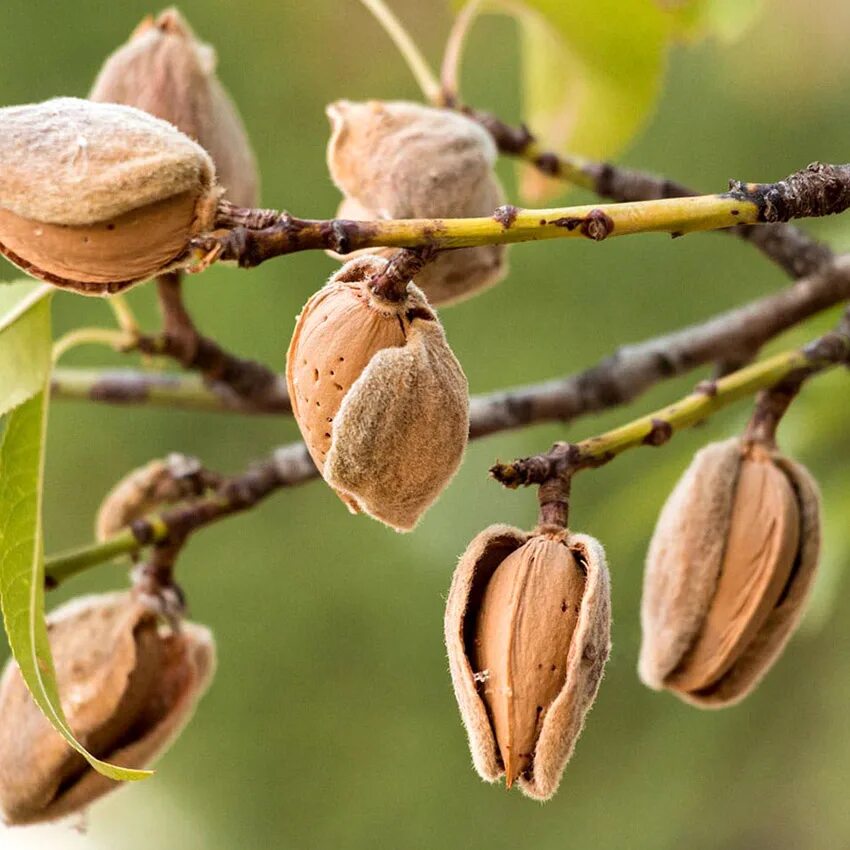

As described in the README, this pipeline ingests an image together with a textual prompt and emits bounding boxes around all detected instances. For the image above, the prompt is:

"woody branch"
[193,163,850,269]
[70,117,835,409]
[490,328,850,489]
[464,107,834,280]
[52,254,850,424]
[44,315,850,586]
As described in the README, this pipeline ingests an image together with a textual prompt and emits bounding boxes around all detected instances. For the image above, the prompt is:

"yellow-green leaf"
[665,0,766,43]
[0,386,151,783]
[466,1,765,201]
[0,281,52,417]
[506,0,671,201]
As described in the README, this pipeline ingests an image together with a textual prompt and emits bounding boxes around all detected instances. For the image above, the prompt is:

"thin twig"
[357,0,442,103]
[439,0,483,105]
[470,255,850,437]
[127,272,290,411]
[463,106,835,280]
[489,331,850,488]
[52,255,850,426]
[50,368,288,413]
[45,443,316,586]
[191,163,850,271]
[51,327,133,363]
[44,329,849,586]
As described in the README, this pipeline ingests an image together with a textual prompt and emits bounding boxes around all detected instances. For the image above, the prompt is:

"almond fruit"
[95,454,206,541]
[90,8,259,207]
[445,525,611,800]
[0,97,219,295]
[0,592,215,825]
[326,100,507,306]
[639,438,821,707]
[286,255,468,531]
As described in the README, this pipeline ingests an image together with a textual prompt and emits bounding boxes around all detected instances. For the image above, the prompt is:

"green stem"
[206,163,850,268]
[578,349,820,461]
[359,195,754,245]
[491,333,849,487]
[357,0,442,103]
[52,327,133,363]
[45,527,146,587]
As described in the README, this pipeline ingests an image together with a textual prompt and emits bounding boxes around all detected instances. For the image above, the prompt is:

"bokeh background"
[2,1,850,848]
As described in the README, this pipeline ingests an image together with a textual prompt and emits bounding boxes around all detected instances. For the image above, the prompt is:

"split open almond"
[445,525,611,800]
[0,97,219,295]
[286,255,469,531]
[639,438,821,707]
[0,593,215,825]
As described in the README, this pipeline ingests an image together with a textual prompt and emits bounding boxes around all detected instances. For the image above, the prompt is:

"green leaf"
[0,387,151,783]
[467,1,765,201]
[666,0,766,43]
[505,0,671,201]
[0,281,53,417]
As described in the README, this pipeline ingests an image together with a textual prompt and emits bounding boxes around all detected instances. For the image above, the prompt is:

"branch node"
[583,209,614,241]
[730,163,850,223]
[493,204,519,229]
[369,248,435,302]
[642,418,673,447]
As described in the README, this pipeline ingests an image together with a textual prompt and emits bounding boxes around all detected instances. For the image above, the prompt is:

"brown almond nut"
[326,100,507,306]
[95,453,206,541]
[286,255,469,532]
[445,525,611,800]
[639,438,821,707]
[0,592,215,825]
[90,8,259,207]
[0,97,220,296]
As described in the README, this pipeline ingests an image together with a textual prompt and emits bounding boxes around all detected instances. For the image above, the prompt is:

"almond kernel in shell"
[0,97,218,294]
[473,535,586,786]
[0,593,215,825]
[666,454,800,693]
[0,190,205,295]
[286,264,411,471]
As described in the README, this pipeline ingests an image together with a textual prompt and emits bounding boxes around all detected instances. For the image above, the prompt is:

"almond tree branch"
[44,325,849,587]
[194,163,850,270]
[51,254,850,422]
[470,255,850,436]
[490,330,850,489]
[463,106,835,280]
[50,367,289,413]
[126,272,290,411]
[45,443,316,587]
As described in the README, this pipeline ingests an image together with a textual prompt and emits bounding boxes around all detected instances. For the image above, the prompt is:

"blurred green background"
[2,1,850,848]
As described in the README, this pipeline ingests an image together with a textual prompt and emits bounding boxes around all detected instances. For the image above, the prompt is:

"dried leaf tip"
[639,437,821,707]
[286,255,469,532]
[445,525,611,800]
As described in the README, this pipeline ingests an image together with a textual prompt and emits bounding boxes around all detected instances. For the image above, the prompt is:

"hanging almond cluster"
[326,100,508,305]
[286,255,469,531]
[90,8,259,207]
[0,593,215,825]
[445,524,611,800]
[0,97,220,295]
[639,437,821,707]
